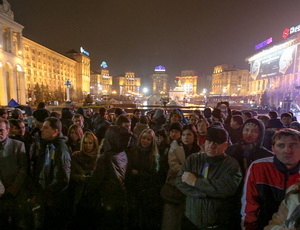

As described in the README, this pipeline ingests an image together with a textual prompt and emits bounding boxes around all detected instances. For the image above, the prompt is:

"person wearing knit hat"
[168,122,183,144]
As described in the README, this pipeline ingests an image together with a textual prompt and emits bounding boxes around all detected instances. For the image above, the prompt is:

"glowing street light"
[143,87,149,95]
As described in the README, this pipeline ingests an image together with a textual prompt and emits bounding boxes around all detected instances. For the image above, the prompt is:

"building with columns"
[0,0,26,105]
[0,1,91,105]
[176,70,198,95]
[211,64,249,96]
[90,62,113,98]
[114,72,141,96]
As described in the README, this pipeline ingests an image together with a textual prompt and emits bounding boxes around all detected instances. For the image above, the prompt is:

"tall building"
[176,70,198,95]
[114,72,141,96]
[90,62,113,97]
[151,65,168,95]
[0,0,26,105]
[66,49,91,96]
[0,1,91,105]
[211,64,249,96]
[247,28,300,106]
[23,39,78,102]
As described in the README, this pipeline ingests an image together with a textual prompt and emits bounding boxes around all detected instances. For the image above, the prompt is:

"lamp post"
[65,80,71,102]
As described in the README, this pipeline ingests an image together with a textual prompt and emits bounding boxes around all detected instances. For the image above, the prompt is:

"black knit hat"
[33,109,50,123]
[169,122,183,133]
[206,127,228,144]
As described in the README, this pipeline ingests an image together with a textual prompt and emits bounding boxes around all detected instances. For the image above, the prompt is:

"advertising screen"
[250,45,297,80]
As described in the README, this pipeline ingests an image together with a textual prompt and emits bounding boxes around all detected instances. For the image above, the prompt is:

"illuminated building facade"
[151,65,168,94]
[176,70,198,95]
[23,39,77,102]
[247,31,300,106]
[211,64,249,96]
[66,49,91,96]
[114,72,141,96]
[90,66,113,96]
[0,0,26,105]
[0,1,91,105]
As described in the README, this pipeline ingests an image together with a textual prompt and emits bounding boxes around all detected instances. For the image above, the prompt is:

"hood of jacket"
[103,125,132,154]
[241,118,265,147]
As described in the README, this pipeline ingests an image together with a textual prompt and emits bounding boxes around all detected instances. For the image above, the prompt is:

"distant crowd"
[0,101,300,230]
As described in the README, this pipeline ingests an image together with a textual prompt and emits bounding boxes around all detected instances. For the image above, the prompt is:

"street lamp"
[65,80,71,102]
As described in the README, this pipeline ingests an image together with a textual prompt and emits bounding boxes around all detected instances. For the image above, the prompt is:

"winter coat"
[226,118,274,174]
[70,150,98,212]
[264,184,300,230]
[0,137,27,196]
[176,152,242,228]
[88,125,132,210]
[35,135,71,207]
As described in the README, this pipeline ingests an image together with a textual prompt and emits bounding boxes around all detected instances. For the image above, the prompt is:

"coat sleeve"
[176,156,242,198]
[192,159,242,198]
[168,141,184,173]
[8,141,27,196]
[46,144,71,193]
[241,163,260,229]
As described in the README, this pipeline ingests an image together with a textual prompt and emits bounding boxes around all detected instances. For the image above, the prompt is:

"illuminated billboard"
[250,45,296,80]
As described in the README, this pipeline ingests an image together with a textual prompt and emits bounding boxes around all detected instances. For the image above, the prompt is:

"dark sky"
[8,0,300,81]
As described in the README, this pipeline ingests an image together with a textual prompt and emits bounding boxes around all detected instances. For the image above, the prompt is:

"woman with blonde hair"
[70,132,99,218]
[126,128,160,229]
[66,124,84,154]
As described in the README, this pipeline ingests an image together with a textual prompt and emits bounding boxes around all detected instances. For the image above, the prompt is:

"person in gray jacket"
[0,118,27,229]
[176,127,242,230]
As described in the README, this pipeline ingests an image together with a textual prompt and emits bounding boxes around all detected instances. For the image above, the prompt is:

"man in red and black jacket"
[241,128,300,230]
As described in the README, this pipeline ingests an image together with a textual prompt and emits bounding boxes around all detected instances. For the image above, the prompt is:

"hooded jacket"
[226,118,273,174]
[88,125,132,209]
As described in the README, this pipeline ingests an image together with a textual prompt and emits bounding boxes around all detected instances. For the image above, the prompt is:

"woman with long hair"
[70,132,99,217]
[66,124,84,154]
[161,124,200,230]
[126,128,160,230]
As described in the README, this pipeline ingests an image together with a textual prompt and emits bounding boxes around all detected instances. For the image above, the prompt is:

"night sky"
[8,0,300,82]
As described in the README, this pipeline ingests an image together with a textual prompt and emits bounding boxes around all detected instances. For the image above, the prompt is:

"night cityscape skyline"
[8,0,300,79]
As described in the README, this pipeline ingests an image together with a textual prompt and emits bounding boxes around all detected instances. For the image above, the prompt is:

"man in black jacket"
[36,117,71,230]
[176,127,242,230]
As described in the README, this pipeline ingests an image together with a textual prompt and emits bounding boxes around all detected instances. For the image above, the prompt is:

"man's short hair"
[281,112,292,119]
[115,114,130,125]
[232,115,244,126]
[243,112,253,119]
[0,118,10,129]
[0,108,8,116]
[45,117,62,134]
[99,107,107,117]
[272,128,300,146]
[268,111,278,119]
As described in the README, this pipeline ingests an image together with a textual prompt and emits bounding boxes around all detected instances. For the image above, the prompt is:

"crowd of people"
[0,101,300,230]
